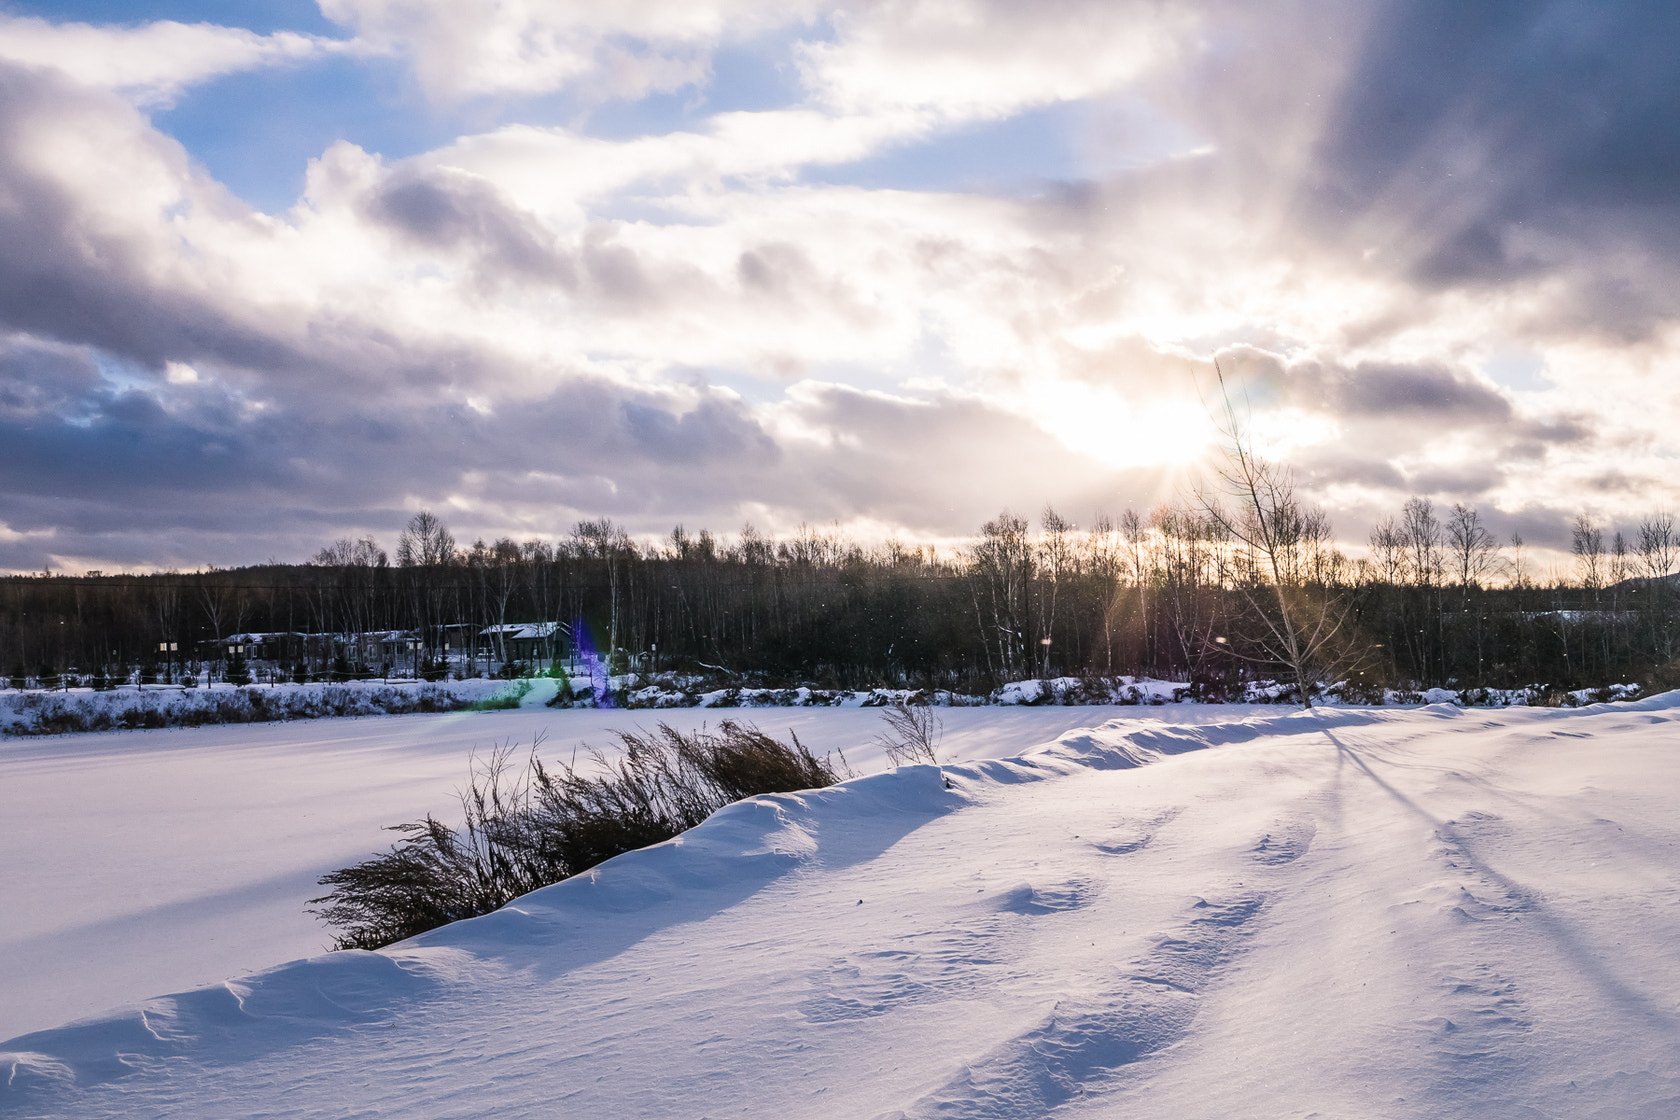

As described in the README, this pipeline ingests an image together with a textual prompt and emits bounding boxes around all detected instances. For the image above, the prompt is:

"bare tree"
[1037,505,1076,676]
[1638,511,1677,581]
[314,537,387,568]
[1572,515,1605,590]
[735,523,775,566]
[1088,513,1122,674]
[1120,507,1150,669]
[480,537,522,668]
[520,538,559,666]
[197,579,231,643]
[397,511,456,568]
[573,519,632,661]
[1507,532,1530,589]
[1638,510,1679,661]
[1197,365,1359,709]
[968,511,1032,679]
[1609,530,1634,588]
[874,701,943,766]
[1154,502,1222,682]
[1368,516,1406,584]
[1446,503,1500,588]
[1400,498,1444,587]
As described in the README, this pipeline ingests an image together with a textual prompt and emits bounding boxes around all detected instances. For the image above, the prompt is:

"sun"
[1029,379,1214,469]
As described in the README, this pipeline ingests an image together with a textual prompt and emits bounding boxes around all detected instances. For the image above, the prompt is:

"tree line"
[3,500,1675,696]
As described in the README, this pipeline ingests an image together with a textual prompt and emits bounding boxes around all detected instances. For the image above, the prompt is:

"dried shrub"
[310,722,848,950]
[873,700,942,766]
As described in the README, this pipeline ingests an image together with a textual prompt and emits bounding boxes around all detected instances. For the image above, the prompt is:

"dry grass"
[310,722,848,950]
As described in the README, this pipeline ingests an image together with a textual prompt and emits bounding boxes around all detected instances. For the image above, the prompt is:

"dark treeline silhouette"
[2,503,1676,694]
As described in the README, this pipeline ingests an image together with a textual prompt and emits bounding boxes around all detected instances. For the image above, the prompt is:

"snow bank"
[548,673,1651,712]
[993,676,1187,705]
[597,675,1190,709]
[3,670,1646,738]
[0,678,527,736]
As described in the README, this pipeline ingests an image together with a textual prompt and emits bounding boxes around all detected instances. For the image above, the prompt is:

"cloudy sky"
[1,0,1676,571]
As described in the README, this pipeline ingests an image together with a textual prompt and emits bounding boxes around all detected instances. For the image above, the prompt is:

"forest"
[3,497,1675,699]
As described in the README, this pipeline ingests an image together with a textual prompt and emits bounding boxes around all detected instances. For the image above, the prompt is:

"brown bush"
[310,722,848,950]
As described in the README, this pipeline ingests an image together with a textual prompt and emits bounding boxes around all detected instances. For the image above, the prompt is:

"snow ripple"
[881,892,1269,1118]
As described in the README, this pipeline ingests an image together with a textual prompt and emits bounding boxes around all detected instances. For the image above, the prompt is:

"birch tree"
[1198,365,1359,708]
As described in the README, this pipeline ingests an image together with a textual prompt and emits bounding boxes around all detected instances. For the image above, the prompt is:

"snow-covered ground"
[0,703,1118,1041]
[5,698,1680,1118]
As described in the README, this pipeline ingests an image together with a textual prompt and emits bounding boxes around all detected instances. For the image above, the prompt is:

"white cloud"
[316,0,813,102]
[0,16,357,107]
[800,0,1201,121]
[314,0,1197,121]
[409,108,934,228]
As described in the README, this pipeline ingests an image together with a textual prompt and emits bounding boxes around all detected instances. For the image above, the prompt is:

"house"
[202,632,328,664]
[478,622,569,665]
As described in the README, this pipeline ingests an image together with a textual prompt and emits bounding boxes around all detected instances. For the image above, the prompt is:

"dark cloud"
[1402,462,1507,498]
[0,339,791,567]
[1498,507,1577,553]
[0,64,310,373]
[0,338,101,418]
[0,66,522,415]
[1512,416,1591,446]
[1295,451,1407,492]
[617,397,776,466]
[737,243,819,296]
[0,358,1168,569]
[365,175,728,314]
[0,355,283,502]
[1311,361,1512,421]
[1587,469,1643,495]
[577,224,657,307]
[1301,0,1680,333]
[1213,343,1621,511]
[1225,346,1516,427]
[368,167,578,287]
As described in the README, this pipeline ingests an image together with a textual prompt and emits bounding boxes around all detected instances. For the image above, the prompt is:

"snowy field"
[0,703,1119,1041]
[4,698,1680,1117]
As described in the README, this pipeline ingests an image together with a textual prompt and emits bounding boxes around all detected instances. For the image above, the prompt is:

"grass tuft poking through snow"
[309,721,850,950]
[874,700,945,766]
